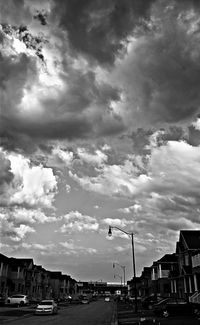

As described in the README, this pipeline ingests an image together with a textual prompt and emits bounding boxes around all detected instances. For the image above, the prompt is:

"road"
[0,299,115,325]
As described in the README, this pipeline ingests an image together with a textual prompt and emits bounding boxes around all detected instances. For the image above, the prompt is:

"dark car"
[153,298,194,317]
[0,293,5,306]
[81,297,90,304]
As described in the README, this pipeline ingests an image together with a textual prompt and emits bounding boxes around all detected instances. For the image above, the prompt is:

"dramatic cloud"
[69,158,150,197]
[53,0,155,64]
[112,0,200,128]
[2,0,200,281]
[0,211,35,242]
[7,152,58,208]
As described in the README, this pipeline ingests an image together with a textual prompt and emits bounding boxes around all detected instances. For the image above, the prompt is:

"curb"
[0,312,34,323]
[111,303,118,325]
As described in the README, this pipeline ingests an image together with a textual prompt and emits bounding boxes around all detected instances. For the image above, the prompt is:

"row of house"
[0,253,77,301]
[3,229,200,302]
[128,230,200,303]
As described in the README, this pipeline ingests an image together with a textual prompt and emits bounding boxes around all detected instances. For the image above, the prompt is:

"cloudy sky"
[1,0,200,283]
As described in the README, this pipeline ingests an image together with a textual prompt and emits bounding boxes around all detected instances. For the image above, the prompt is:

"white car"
[105,296,110,302]
[7,294,29,306]
[35,300,58,315]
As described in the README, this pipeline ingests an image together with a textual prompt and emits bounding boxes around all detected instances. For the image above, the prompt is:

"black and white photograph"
[1,1,200,324]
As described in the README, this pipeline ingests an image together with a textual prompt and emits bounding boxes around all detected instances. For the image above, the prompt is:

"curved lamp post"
[113,262,126,286]
[108,225,138,313]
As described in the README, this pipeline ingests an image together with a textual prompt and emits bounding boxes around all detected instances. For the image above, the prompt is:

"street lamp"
[108,225,138,313]
[113,262,126,286]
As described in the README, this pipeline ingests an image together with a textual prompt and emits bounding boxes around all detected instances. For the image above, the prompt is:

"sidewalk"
[0,305,35,323]
[116,301,200,325]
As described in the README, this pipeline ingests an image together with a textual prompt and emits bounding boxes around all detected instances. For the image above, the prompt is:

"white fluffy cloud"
[1,207,57,224]
[59,241,97,255]
[69,140,200,206]
[102,217,134,228]
[52,147,74,167]
[69,159,150,197]
[22,242,55,251]
[60,210,99,233]
[0,212,35,242]
[77,147,108,166]
[7,152,57,208]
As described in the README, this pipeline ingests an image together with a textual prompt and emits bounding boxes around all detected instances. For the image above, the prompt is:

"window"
[185,254,189,266]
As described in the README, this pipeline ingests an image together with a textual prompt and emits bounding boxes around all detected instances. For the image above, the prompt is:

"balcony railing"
[189,292,200,304]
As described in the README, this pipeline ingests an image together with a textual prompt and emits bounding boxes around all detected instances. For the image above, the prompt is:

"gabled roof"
[0,253,9,263]
[180,230,200,250]
[152,253,178,267]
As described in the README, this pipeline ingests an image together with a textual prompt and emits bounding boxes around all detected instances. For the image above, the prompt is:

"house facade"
[129,230,200,302]
[0,253,77,301]
[171,230,200,300]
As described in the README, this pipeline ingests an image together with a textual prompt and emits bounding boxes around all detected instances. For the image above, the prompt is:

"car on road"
[81,295,91,304]
[81,297,90,304]
[153,297,194,317]
[7,294,29,306]
[64,295,72,303]
[105,296,110,302]
[35,299,58,315]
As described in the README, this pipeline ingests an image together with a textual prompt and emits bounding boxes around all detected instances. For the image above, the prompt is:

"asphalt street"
[0,299,115,325]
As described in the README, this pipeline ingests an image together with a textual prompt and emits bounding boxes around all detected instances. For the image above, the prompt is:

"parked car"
[7,294,29,306]
[35,300,58,315]
[153,297,194,317]
[71,298,81,304]
[0,293,5,306]
[81,297,90,304]
[64,295,72,303]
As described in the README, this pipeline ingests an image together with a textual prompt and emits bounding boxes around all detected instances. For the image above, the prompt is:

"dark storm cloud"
[130,126,185,156]
[0,0,32,26]
[130,128,153,155]
[0,18,122,153]
[2,0,200,155]
[0,152,14,189]
[115,0,200,128]
[52,0,156,64]
[0,47,39,152]
[0,48,38,114]
[0,57,121,152]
